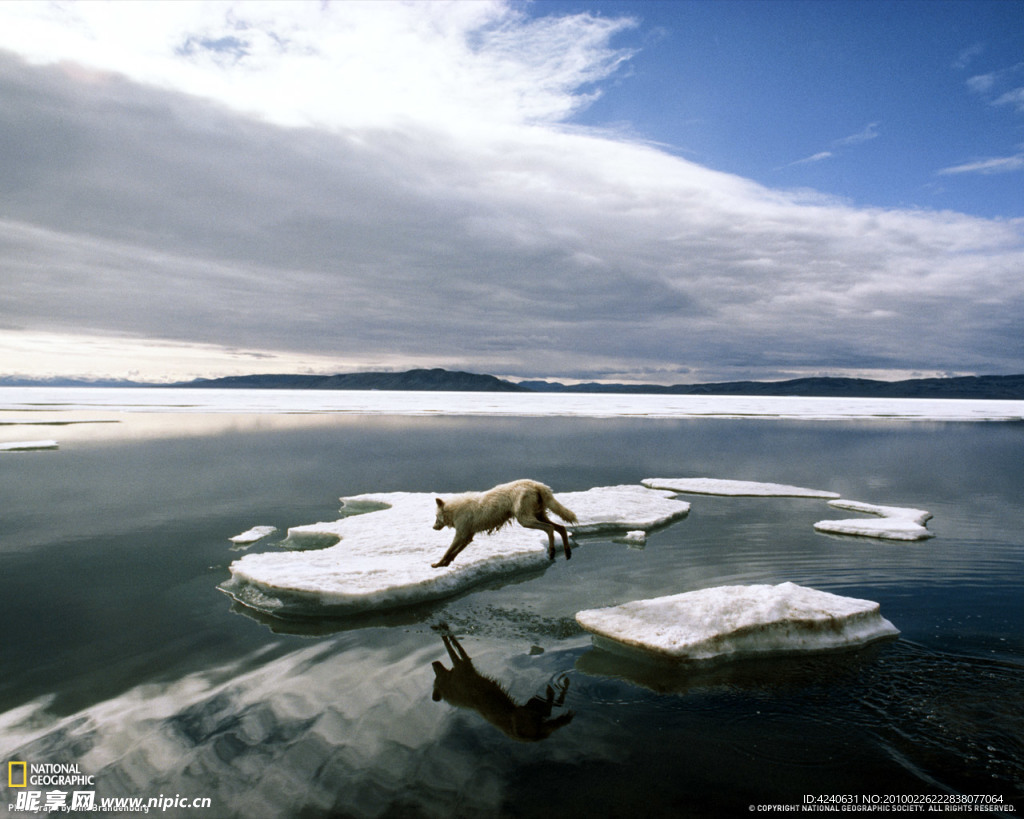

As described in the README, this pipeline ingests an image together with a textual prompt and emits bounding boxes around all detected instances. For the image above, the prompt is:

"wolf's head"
[433,498,449,530]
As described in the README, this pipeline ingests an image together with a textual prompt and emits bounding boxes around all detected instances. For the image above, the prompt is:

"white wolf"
[431,479,578,568]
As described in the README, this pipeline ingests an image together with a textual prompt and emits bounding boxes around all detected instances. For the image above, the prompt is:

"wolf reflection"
[431,625,575,741]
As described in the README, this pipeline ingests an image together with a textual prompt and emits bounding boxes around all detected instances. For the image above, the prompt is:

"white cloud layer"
[0,0,635,132]
[1,1,1022,383]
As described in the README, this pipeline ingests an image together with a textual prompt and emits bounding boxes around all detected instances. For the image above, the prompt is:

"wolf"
[431,624,574,741]
[431,479,578,568]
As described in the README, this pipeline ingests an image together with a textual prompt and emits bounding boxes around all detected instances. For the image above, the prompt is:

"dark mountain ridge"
[183,368,529,392]
[173,370,1024,398]
[519,373,1024,399]
[3,370,1023,399]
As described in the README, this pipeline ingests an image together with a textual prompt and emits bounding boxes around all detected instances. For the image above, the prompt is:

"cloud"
[966,73,996,94]
[780,123,879,171]
[0,0,636,132]
[0,3,1022,384]
[832,122,879,147]
[993,87,1024,113]
[0,329,373,383]
[964,62,1024,106]
[782,151,833,169]
[953,42,986,71]
[946,62,1024,181]
[937,152,1024,176]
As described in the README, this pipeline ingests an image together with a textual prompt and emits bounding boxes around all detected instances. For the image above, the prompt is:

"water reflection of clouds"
[9,625,1022,814]
[0,410,416,445]
[3,631,580,817]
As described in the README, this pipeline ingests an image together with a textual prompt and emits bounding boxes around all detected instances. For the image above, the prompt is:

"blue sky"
[0,0,1021,385]
[542,0,1024,218]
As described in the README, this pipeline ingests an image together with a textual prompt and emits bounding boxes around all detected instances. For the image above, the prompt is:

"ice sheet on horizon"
[0,440,58,451]
[8,388,1023,421]
[221,485,691,616]
[642,477,839,498]
[814,500,934,541]
[575,582,899,662]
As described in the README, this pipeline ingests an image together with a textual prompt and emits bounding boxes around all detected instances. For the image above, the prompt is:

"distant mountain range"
[3,369,1024,399]
[520,373,1024,399]
[183,368,528,392]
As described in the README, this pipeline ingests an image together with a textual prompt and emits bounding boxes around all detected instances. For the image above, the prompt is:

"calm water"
[1,404,1023,817]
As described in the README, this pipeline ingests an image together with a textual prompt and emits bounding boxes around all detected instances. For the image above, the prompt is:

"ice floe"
[561,485,689,534]
[614,530,648,547]
[222,485,691,617]
[575,582,899,662]
[0,440,58,451]
[813,500,934,541]
[642,477,839,498]
[229,525,277,545]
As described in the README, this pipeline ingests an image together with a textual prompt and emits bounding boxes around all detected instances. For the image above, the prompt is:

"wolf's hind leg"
[518,514,568,561]
[442,632,471,664]
[518,515,555,558]
[537,510,572,560]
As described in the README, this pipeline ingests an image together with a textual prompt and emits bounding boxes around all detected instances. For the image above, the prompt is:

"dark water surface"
[1,413,1022,817]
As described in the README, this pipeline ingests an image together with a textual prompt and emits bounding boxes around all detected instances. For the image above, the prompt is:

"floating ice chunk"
[614,530,648,547]
[575,582,899,662]
[642,477,839,498]
[0,440,58,451]
[229,525,277,545]
[223,492,512,616]
[814,500,934,541]
[563,485,689,535]
[279,529,341,550]
[337,498,393,516]
[222,485,691,617]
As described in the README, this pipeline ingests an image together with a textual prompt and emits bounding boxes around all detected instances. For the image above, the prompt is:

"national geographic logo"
[5,761,93,788]
[8,761,27,788]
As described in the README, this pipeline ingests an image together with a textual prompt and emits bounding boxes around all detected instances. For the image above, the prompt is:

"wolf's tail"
[544,493,578,524]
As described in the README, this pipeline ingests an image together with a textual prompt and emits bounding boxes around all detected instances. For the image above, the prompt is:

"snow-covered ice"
[642,477,839,498]
[0,440,58,451]
[221,485,691,617]
[229,525,277,545]
[561,485,689,534]
[575,582,899,662]
[2,387,1022,422]
[814,500,934,541]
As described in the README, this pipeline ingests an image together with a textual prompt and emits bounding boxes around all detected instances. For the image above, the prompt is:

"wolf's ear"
[436,498,444,508]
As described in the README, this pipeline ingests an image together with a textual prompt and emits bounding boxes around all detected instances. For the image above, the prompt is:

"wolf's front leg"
[432,531,473,568]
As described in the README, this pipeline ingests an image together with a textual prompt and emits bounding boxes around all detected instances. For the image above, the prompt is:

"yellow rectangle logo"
[8,760,27,787]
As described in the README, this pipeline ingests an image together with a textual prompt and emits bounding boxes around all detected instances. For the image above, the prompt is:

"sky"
[0,0,1022,386]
